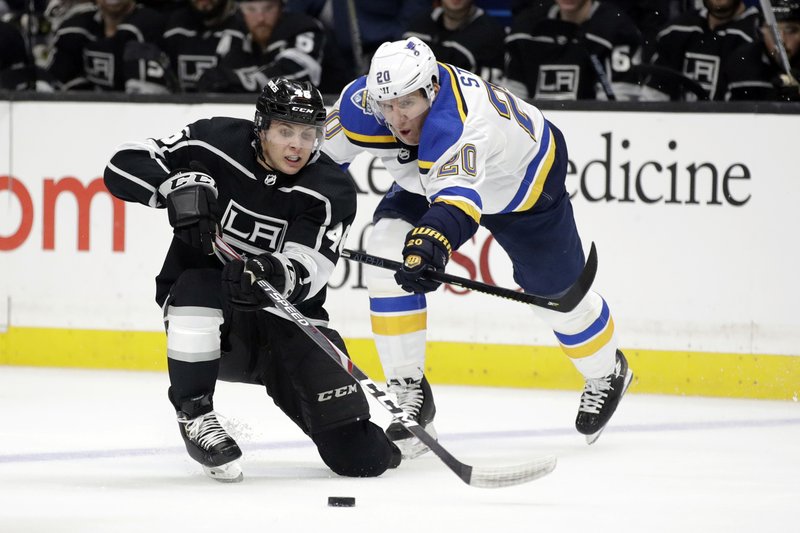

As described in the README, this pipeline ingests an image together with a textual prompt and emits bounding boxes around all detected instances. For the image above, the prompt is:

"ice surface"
[1,366,797,533]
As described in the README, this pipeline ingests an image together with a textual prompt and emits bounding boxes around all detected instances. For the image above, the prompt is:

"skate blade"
[586,369,634,445]
[203,461,243,483]
[394,423,437,460]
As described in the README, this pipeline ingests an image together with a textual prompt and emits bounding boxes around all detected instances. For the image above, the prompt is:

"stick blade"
[468,455,557,488]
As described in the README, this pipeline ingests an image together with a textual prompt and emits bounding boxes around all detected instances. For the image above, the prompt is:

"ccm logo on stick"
[317,384,358,402]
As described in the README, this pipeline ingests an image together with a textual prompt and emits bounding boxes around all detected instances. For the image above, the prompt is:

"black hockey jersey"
[0,21,29,89]
[196,11,326,92]
[403,6,506,83]
[505,1,643,100]
[649,6,765,100]
[104,117,356,320]
[0,21,27,71]
[44,4,168,91]
[161,6,248,91]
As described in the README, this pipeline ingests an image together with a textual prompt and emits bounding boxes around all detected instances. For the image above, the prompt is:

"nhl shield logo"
[264,173,277,186]
[398,148,411,161]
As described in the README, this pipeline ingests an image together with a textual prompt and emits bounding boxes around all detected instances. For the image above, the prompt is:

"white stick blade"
[469,455,557,488]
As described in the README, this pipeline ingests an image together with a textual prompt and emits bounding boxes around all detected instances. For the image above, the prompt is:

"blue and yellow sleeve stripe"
[431,186,483,223]
[325,110,342,140]
[342,126,398,149]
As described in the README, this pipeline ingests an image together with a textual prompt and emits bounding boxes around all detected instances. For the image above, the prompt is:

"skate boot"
[386,376,437,459]
[575,350,634,445]
[176,393,243,483]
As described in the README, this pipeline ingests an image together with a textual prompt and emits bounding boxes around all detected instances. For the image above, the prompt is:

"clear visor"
[368,92,431,128]
[263,121,324,151]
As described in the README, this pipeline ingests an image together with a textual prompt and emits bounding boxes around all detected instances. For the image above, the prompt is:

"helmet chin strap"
[253,136,267,164]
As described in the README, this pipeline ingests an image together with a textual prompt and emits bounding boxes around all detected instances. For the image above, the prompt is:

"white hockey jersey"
[323,63,558,224]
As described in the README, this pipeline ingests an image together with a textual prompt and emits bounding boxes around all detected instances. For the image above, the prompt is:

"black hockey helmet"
[254,78,326,132]
[253,78,327,165]
[773,0,800,21]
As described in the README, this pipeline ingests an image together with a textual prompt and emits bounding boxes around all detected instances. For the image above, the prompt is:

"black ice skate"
[176,394,243,483]
[575,350,634,444]
[386,375,437,459]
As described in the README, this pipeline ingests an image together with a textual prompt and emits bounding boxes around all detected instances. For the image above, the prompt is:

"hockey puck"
[327,496,356,507]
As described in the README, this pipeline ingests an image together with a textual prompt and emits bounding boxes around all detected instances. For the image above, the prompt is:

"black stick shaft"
[342,242,598,313]
[212,235,557,488]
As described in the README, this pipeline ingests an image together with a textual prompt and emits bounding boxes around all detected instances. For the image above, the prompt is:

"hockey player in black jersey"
[195,0,327,93]
[161,0,248,91]
[647,0,768,100]
[103,78,401,482]
[0,20,32,90]
[44,0,169,92]
[505,0,643,100]
[403,0,506,83]
[761,0,800,100]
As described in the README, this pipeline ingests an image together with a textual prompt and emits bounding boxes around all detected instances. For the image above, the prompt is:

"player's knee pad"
[312,420,400,477]
[165,308,224,363]
[365,218,413,296]
[164,268,224,362]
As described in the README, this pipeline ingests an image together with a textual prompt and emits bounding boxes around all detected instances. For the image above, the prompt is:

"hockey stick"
[213,235,557,488]
[345,0,366,75]
[341,242,598,313]
[628,64,709,100]
[589,54,617,101]
[759,0,799,84]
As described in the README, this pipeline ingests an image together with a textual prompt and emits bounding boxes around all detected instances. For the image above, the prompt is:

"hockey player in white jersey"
[323,37,634,458]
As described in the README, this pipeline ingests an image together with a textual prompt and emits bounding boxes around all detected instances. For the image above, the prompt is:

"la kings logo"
[683,53,720,99]
[536,65,580,99]
[84,50,115,87]
[220,200,288,255]
[178,55,218,87]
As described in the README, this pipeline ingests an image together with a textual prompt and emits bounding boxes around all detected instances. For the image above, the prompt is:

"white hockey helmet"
[366,37,439,107]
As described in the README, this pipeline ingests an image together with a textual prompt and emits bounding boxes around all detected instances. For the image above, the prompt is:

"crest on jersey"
[683,53,720,100]
[264,173,277,186]
[177,55,219,87]
[219,200,288,256]
[350,89,374,116]
[535,65,579,100]
[398,148,411,161]
[84,51,114,87]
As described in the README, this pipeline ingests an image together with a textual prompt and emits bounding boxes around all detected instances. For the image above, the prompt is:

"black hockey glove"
[221,254,289,311]
[158,163,219,255]
[775,73,800,102]
[394,226,452,294]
